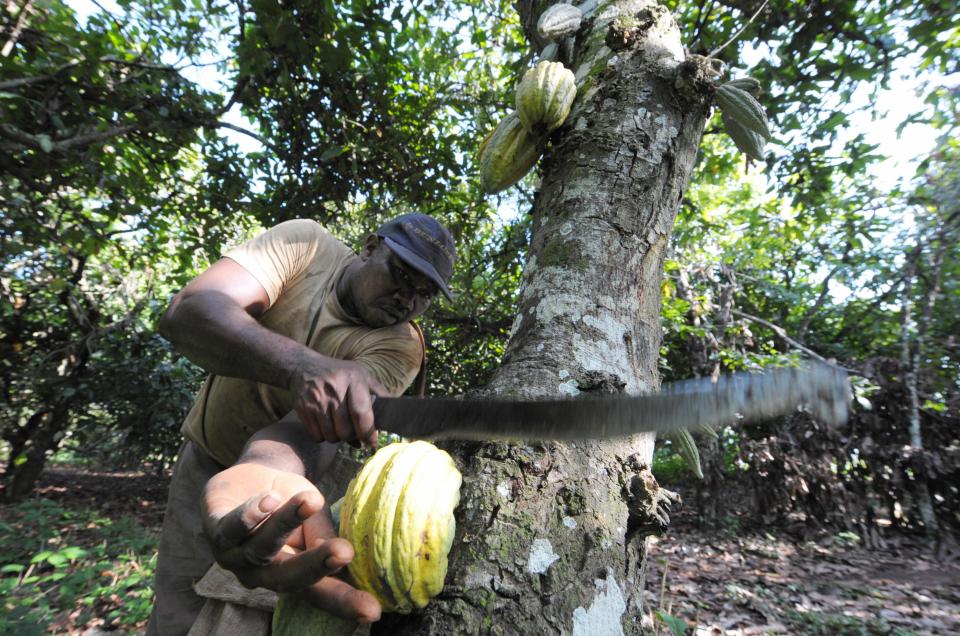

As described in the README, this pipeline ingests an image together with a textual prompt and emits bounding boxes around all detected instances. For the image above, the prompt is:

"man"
[148,213,456,635]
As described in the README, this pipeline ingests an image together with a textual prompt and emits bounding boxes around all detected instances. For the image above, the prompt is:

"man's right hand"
[288,357,387,447]
[202,463,382,623]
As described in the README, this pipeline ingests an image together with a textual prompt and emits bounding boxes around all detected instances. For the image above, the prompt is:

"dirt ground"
[24,466,960,635]
[642,523,960,635]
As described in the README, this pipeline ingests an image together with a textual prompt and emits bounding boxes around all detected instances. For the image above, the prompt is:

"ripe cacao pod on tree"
[340,440,462,613]
[272,441,462,634]
[515,60,577,135]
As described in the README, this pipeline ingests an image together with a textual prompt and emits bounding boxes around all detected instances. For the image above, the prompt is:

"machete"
[371,363,850,441]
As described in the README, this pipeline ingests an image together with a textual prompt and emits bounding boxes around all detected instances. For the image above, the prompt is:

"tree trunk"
[378,2,710,633]
[1,401,71,501]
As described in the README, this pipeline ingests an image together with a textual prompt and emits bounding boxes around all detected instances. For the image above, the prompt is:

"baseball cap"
[376,213,456,300]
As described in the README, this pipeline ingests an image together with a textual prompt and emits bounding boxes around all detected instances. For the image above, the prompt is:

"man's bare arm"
[235,413,340,482]
[159,258,383,445]
[160,258,308,388]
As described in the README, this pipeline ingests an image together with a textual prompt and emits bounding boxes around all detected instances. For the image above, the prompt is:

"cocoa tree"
[374,1,956,632]
[380,2,712,632]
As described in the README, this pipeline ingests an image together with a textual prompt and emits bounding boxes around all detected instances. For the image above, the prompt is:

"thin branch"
[1,0,35,57]
[429,313,512,336]
[0,55,177,91]
[731,308,840,367]
[707,0,769,59]
[213,120,276,151]
[88,0,126,36]
[797,240,854,343]
[0,122,141,152]
[100,55,178,72]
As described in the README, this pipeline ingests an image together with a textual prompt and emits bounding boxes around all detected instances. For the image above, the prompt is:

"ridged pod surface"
[716,83,771,140]
[515,60,576,134]
[272,593,357,636]
[339,441,462,613]
[478,112,543,194]
[536,3,583,42]
[669,430,704,480]
[721,110,766,161]
[723,77,761,96]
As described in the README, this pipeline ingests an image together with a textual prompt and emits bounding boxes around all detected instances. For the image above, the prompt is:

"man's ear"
[360,234,381,260]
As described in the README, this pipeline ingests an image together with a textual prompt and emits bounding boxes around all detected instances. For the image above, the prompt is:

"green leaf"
[319,145,350,163]
[656,609,689,636]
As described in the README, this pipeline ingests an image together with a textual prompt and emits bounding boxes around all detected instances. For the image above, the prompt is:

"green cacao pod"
[515,60,577,135]
[670,430,704,480]
[695,422,719,441]
[478,112,543,194]
[272,594,357,636]
[721,110,766,161]
[723,77,761,96]
[715,83,771,140]
[536,3,583,42]
[340,441,462,613]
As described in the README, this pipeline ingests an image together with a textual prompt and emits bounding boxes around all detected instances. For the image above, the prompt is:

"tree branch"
[429,314,512,336]
[731,308,831,364]
[707,0,769,59]
[796,240,853,343]
[211,120,276,151]
[1,0,35,58]
[0,122,141,152]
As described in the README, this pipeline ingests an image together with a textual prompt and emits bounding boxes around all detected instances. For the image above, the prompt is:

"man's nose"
[394,287,416,307]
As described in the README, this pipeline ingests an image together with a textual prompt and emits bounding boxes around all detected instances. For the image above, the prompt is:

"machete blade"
[371,363,850,441]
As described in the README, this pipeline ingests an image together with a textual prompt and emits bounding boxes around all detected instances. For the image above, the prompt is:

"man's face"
[350,236,439,328]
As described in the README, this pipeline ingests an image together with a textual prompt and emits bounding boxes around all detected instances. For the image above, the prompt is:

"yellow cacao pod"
[478,112,543,194]
[515,60,577,135]
[339,441,462,613]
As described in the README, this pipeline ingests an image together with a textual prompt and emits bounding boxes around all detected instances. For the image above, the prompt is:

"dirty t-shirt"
[180,219,423,467]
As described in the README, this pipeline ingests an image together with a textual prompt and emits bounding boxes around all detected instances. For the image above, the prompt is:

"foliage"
[0,499,157,634]
[0,0,258,498]
[233,0,527,223]
[0,0,525,497]
[654,608,690,636]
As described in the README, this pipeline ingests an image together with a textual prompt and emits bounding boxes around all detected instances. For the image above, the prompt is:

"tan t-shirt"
[180,219,423,467]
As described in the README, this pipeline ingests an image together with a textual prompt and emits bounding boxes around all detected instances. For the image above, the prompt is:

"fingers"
[292,363,384,444]
[294,403,325,443]
[301,503,341,550]
[299,576,383,624]
[236,537,353,591]
[329,398,353,443]
[216,490,324,570]
[345,386,377,448]
[204,490,281,550]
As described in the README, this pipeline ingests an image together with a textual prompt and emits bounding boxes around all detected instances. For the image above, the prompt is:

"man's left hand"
[201,463,382,623]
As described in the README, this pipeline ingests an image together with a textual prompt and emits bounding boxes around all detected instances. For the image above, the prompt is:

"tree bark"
[1,401,71,501]
[378,2,710,633]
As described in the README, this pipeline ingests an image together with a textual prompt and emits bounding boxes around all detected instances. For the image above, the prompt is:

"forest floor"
[2,465,958,635]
